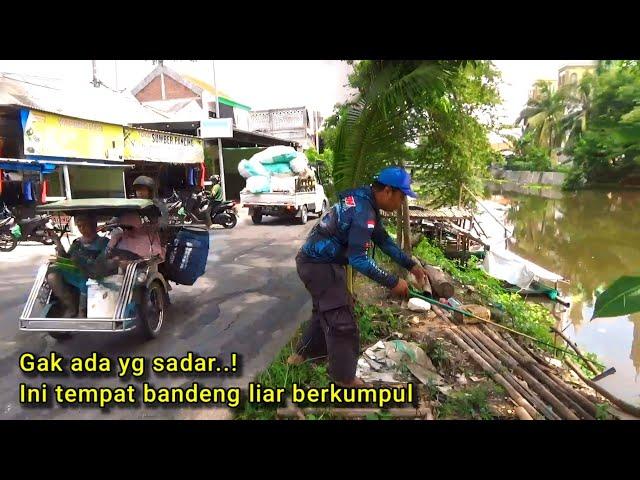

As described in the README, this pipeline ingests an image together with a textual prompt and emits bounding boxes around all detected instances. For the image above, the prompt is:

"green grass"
[356,303,403,345]
[413,239,603,373]
[438,385,496,420]
[422,338,451,369]
[234,336,332,420]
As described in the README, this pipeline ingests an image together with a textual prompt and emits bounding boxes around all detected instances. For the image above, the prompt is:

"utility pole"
[91,60,100,87]
[212,60,226,200]
[315,110,320,152]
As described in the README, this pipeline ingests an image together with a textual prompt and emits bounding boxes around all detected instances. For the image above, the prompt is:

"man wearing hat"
[290,166,427,387]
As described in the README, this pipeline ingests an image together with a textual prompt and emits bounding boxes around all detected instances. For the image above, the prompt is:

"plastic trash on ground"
[408,297,432,312]
[356,340,443,385]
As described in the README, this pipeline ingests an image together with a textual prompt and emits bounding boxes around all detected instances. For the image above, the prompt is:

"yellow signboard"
[124,127,204,164]
[23,109,124,161]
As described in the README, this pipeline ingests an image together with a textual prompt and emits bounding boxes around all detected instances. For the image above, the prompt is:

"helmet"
[132,175,155,190]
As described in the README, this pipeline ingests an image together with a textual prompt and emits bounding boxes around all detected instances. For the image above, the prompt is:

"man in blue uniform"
[291,166,427,387]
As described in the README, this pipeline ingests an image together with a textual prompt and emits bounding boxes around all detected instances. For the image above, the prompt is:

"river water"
[479,182,640,405]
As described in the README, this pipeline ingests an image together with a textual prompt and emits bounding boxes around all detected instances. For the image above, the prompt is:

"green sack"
[10,224,21,238]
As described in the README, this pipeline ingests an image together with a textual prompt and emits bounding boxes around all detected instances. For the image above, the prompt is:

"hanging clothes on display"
[40,179,47,204]
[187,167,196,187]
[199,162,206,188]
[23,180,33,201]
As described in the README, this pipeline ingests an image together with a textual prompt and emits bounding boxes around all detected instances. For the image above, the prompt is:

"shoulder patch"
[344,195,356,208]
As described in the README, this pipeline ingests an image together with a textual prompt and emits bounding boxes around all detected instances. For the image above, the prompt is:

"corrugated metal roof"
[0,72,169,125]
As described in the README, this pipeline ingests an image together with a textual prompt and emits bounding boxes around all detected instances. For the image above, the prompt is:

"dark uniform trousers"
[295,252,358,383]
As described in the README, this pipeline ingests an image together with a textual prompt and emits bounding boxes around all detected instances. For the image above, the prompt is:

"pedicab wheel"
[251,210,262,225]
[46,303,74,341]
[0,233,18,252]
[49,332,73,341]
[138,281,165,340]
[320,200,328,215]
[298,205,308,224]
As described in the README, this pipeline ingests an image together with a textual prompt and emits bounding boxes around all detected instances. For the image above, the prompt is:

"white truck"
[240,171,329,225]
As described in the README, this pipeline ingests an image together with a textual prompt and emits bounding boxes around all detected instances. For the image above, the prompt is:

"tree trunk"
[401,196,412,255]
[396,206,403,246]
[423,265,455,299]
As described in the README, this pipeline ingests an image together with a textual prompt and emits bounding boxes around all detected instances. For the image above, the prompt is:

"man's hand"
[107,227,123,249]
[390,278,409,298]
[410,264,428,286]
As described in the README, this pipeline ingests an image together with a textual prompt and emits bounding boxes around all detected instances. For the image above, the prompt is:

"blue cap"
[375,166,417,198]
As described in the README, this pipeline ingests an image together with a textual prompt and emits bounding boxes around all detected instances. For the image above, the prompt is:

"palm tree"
[516,81,568,154]
[331,61,469,289]
[559,75,594,150]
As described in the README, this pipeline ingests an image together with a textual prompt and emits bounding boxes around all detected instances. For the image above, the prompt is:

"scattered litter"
[408,298,432,312]
[544,357,563,368]
[437,385,453,395]
[469,375,482,382]
[357,340,443,386]
[411,315,421,324]
[456,373,468,385]
[454,304,490,324]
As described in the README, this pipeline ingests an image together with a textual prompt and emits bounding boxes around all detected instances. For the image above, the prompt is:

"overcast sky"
[0,59,594,124]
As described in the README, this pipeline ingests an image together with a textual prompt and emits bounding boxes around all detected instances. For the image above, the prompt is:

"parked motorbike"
[181,191,238,229]
[0,204,56,252]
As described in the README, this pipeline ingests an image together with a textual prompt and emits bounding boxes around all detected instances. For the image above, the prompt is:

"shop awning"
[0,157,134,171]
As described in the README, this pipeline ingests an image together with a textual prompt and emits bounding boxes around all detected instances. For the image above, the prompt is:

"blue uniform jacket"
[300,186,415,288]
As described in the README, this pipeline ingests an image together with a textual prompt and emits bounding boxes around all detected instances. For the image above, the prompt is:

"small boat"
[482,249,570,306]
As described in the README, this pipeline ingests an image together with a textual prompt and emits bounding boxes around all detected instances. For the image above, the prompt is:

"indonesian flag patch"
[367,220,375,229]
[344,195,356,208]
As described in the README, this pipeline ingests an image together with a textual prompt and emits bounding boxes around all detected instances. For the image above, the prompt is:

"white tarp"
[482,249,564,289]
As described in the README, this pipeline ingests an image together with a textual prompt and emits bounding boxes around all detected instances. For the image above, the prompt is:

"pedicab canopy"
[36,198,160,217]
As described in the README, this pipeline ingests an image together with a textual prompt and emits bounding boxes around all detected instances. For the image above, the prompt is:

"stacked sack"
[238,146,312,194]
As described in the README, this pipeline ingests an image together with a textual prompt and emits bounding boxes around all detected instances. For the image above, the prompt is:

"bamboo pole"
[483,327,598,419]
[469,326,581,420]
[565,358,640,418]
[550,326,600,375]
[445,328,542,420]
[455,325,557,420]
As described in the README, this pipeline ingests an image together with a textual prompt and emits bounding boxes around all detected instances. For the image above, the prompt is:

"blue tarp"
[0,161,56,173]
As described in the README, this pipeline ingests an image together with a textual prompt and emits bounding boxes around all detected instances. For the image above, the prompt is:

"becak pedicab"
[19,198,210,341]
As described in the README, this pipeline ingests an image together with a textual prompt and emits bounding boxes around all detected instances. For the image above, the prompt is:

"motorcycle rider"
[204,175,223,229]
[108,175,167,261]
[131,175,168,229]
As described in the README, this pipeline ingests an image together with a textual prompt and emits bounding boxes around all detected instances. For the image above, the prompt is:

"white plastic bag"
[408,298,432,312]
[238,159,251,179]
[250,146,297,165]
[246,175,271,193]
[247,157,270,177]
[289,152,309,174]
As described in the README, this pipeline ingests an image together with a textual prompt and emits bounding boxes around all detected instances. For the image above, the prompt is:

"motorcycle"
[163,190,185,225]
[180,191,238,229]
[209,198,238,229]
[0,204,56,252]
